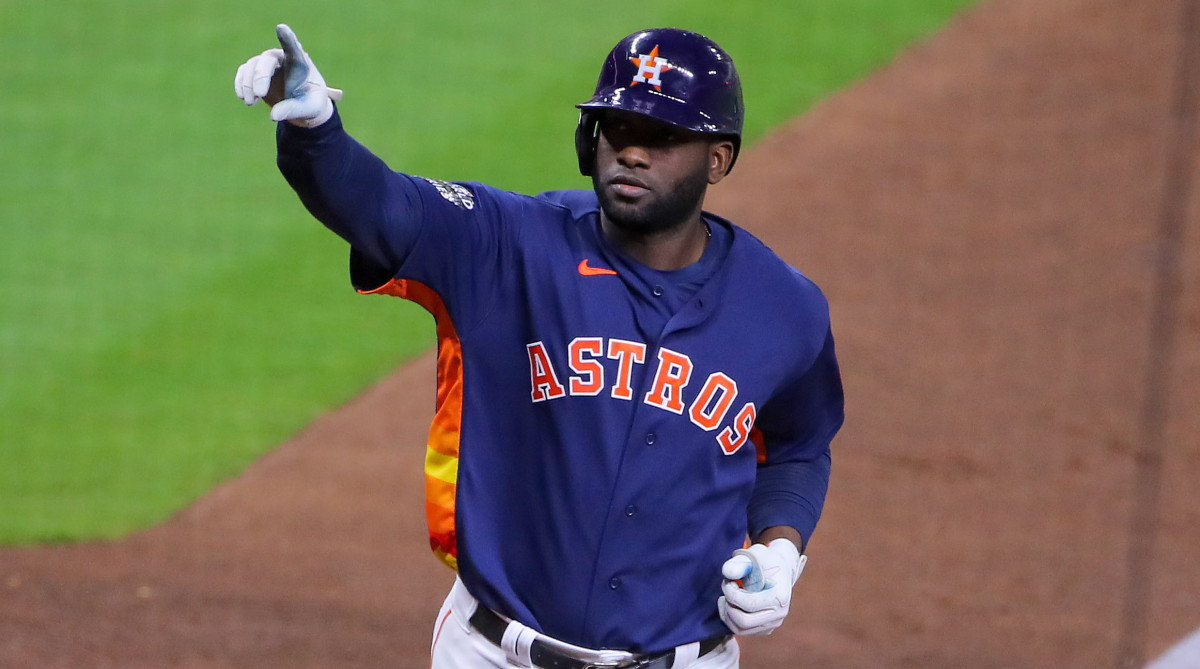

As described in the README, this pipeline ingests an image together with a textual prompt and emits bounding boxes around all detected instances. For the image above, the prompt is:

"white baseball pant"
[430,577,740,668]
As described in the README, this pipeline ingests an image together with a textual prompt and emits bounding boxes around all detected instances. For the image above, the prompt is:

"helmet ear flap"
[575,111,600,177]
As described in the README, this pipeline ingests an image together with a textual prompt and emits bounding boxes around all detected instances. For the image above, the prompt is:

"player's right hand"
[233,24,343,127]
[717,539,806,636]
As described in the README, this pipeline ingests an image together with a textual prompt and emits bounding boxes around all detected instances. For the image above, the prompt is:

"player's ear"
[707,140,736,184]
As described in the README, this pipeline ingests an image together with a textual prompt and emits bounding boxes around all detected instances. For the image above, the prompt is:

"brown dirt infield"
[3,0,1198,666]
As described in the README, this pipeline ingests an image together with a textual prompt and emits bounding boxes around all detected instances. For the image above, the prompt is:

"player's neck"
[601,213,711,271]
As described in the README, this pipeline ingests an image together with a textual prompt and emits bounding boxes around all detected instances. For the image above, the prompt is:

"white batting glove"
[233,24,343,127]
[717,539,806,636]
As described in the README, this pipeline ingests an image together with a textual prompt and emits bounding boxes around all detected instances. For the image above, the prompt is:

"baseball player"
[235,24,844,668]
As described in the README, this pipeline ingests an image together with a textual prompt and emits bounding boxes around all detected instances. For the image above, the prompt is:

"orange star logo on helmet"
[630,45,672,90]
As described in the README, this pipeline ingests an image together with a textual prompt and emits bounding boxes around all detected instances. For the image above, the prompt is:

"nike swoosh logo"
[578,259,618,276]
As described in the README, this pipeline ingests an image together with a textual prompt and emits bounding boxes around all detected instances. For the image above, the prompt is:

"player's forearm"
[276,109,418,273]
[277,109,365,238]
[746,453,830,552]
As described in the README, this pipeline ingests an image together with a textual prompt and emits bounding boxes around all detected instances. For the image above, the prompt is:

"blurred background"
[0,0,975,544]
[5,1,1198,668]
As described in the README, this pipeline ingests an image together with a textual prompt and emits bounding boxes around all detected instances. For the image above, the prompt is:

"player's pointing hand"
[233,24,343,127]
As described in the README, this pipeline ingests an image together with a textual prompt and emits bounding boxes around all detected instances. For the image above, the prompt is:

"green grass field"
[0,0,978,544]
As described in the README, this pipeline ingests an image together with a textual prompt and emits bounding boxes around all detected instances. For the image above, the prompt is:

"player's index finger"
[276,24,303,59]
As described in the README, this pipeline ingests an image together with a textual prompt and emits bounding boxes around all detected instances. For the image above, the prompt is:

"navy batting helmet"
[575,28,744,176]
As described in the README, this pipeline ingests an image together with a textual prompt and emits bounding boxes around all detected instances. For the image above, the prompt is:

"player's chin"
[595,178,677,233]
[598,196,656,231]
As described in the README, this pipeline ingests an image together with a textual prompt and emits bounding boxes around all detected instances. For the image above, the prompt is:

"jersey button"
[645,432,656,445]
[609,577,622,590]
[652,285,664,296]
[625,504,638,517]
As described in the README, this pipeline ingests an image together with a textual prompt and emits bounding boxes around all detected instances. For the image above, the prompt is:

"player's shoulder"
[532,188,600,219]
[414,179,586,207]
[719,215,830,316]
[459,185,596,221]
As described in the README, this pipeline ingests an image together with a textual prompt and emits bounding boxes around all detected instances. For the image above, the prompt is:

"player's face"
[591,111,729,235]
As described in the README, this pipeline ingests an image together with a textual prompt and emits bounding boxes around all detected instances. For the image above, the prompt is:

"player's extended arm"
[233,24,419,273]
[717,526,807,636]
[234,24,343,127]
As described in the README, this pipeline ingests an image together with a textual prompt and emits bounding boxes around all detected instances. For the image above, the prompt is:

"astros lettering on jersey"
[525,336,759,456]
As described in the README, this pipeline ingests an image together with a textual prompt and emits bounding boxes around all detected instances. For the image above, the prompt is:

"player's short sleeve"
[762,325,844,463]
[346,175,526,334]
[746,324,844,543]
[277,114,525,333]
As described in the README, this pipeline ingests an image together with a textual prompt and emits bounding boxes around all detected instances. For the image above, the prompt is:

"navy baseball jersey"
[277,109,844,653]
